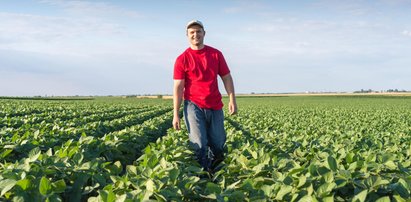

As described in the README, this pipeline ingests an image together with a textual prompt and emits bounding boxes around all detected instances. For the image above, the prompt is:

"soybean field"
[0,96,410,201]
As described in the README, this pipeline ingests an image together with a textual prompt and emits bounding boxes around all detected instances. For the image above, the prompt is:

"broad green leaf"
[112,161,122,175]
[160,158,167,168]
[275,185,292,200]
[99,189,116,202]
[126,165,138,176]
[16,179,31,191]
[107,190,116,202]
[364,176,389,190]
[375,196,390,202]
[323,196,334,202]
[252,163,265,174]
[352,189,367,202]
[393,179,410,199]
[28,147,41,162]
[52,179,66,193]
[307,184,314,196]
[366,153,376,162]
[144,146,151,155]
[288,167,305,176]
[316,182,336,197]
[39,177,52,196]
[337,170,351,180]
[261,185,274,197]
[69,173,90,201]
[226,180,241,190]
[283,176,294,185]
[250,150,258,159]
[0,179,17,197]
[93,174,106,187]
[205,182,221,194]
[146,179,155,193]
[169,168,179,182]
[12,195,25,202]
[393,194,406,202]
[384,161,397,170]
[297,175,307,188]
[201,193,217,200]
[33,130,40,139]
[327,156,338,171]
[116,194,126,202]
[323,172,334,183]
[72,153,84,165]
[46,148,53,156]
[147,156,159,168]
[238,154,249,168]
[0,149,13,158]
[46,194,62,202]
[299,195,314,202]
[346,152,355,163]
[308,163,318,176]
[348,162,358,171]
[240,179,254,192]
[381,153,394,163]
[228,191,245,201]
[397,178,410,191]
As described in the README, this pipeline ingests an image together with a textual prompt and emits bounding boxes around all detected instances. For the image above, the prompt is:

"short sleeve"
[218,52,230,77]
[173,55,185,80]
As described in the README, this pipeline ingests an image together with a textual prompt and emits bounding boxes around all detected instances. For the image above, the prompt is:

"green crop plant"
[1,96,410,201]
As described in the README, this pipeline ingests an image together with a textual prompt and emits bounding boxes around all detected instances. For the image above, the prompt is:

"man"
[173,20,237,173]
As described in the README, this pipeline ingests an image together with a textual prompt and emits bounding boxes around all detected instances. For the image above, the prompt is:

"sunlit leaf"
[39,177,52,196]
[0,179,17,197]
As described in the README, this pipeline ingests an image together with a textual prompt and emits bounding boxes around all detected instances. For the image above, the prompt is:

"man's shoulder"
[205,45,222,54]
[176,48,191,60]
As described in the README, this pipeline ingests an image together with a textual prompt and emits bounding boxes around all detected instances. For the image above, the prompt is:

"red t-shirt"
[174,45,230,110]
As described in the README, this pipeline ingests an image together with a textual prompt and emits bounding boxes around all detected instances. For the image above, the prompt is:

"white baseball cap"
[186,20,204,29]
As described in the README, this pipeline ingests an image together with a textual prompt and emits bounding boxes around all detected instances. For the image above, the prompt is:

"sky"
[1,0,411,96]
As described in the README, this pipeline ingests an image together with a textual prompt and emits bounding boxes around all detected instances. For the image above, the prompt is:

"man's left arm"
[221,73,237,115]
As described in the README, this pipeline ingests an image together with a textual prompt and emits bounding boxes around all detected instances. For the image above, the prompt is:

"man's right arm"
[173,79,185,130]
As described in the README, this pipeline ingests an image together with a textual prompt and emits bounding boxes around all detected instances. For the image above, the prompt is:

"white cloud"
[38,0,142,18]
[1,0,410,95]
[0,12,126,53]
[402,30,411,37]
[379,0,411,7]
[310,0,372,16]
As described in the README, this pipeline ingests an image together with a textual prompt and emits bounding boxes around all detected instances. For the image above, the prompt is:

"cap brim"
[187,23,203,29]
[186,21,204,29]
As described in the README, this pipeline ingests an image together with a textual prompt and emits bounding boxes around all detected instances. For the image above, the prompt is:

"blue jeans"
[183,100,226,171]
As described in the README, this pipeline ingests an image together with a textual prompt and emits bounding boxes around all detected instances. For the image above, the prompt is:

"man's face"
[187,25,205,46]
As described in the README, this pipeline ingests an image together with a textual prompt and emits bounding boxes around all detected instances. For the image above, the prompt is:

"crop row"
[1,106,172,162]
[1,97,410,201]
[86,98,410,201]
[0,100,122,117]
[0,105,154,129]
[0,102,174,201]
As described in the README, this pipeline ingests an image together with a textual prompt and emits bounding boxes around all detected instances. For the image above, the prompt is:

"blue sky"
[1,0,410,96]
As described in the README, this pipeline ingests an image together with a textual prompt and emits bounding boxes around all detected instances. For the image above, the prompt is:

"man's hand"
[173,79,184,130]
[228,101,237,115]
[173,114,181,130]
[221,73,237,115]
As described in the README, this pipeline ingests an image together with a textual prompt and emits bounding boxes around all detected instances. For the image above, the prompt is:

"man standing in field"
[173,20,237,173]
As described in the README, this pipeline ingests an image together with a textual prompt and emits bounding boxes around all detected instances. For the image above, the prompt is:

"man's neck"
[190,44,205,50]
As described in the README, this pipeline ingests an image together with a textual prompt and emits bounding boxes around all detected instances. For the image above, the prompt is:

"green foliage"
[1,96,410,201]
